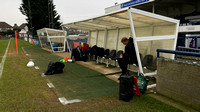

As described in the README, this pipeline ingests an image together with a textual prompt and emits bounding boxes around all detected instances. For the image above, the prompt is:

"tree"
[19,0,62,36]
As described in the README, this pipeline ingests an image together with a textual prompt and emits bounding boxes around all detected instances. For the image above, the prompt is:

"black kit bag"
[72,47,83,61]
[119,75,134,102]
[45,62,65,75]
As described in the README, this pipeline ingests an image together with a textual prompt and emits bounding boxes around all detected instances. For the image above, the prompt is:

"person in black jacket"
[118,37,138,74]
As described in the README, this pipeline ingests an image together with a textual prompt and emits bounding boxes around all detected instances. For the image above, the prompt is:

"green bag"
[137,74,149,94]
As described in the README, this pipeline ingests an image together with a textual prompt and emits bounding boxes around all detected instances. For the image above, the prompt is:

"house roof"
[19,23,27,29]
[0,22,13,28]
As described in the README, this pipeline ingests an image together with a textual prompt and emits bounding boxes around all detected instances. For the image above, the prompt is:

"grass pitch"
[0,39,181,111]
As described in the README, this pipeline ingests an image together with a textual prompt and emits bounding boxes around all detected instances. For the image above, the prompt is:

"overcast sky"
[0,0,127,26]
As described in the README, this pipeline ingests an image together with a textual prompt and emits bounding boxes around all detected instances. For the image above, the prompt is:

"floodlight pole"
[48,0,50,28]
[50,0,54,28]
[27,0,33,41]
[48,0,54,28]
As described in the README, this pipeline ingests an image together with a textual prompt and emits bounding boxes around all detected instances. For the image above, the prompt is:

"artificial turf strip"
[24,47,119,100]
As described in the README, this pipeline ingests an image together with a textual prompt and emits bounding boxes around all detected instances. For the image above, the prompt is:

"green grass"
[0,39,66,111]
[0,39,181,111]
[69,94,181,112]
[0,39,9,62]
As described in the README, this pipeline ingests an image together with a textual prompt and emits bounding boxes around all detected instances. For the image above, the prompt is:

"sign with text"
[121,0,149,8]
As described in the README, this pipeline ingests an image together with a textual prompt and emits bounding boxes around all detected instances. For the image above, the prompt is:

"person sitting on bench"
[118,37,138,74]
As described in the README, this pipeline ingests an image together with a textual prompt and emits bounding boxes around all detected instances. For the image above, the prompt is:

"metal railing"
[176,46,200,53]
[157,49,200,64]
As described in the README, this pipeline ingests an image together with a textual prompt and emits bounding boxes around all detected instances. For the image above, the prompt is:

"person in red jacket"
[82,44,89,62]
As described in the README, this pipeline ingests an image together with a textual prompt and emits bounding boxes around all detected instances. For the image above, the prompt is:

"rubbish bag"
[136,74,149,94]
[45,62,65,75]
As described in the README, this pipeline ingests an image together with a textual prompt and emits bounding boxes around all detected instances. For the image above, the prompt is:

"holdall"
[136,73,149,94]
[119,74,134,102]
[45,62,65,75]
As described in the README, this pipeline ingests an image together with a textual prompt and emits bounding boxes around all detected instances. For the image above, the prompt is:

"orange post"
[15,30,18,54]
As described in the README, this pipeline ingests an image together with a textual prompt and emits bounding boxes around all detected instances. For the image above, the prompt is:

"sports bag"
[45,62,65,75]
[136,73,149,94]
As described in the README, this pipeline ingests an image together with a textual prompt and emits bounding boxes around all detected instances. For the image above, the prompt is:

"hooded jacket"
[123,37,138,65]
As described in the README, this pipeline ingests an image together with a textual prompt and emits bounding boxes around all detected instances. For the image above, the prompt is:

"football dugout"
[37,28,67,52]
[62,8,180,77]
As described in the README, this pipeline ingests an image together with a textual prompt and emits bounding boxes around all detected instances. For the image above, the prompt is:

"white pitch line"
[58,97,81,105]
[47,83,55,88]
[34,66,40,70]
[0,39,11,78]
[21,47,26,53]
[41,73,46,77]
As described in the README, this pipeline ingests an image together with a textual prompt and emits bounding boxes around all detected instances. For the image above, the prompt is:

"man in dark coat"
[118,37,138,74]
